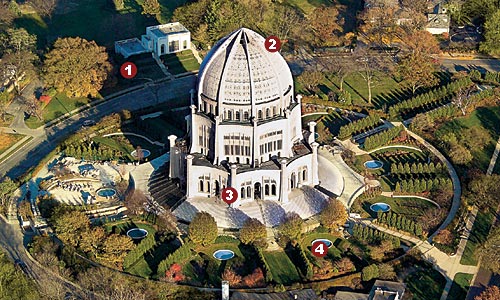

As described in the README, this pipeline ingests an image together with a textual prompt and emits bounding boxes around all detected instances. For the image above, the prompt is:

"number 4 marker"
[311,241,328,257]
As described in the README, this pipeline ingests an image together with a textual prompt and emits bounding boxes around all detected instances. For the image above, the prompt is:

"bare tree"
[353,47,392,104]
[452,85,477,116]
[124,189,147,216]
[22,96,43,120]
[29,0,57,21]
[322,56,354,92]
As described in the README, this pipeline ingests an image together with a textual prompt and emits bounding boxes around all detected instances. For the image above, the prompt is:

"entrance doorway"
[254,182,262,200]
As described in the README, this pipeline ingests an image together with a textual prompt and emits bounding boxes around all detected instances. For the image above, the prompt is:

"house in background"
[115,22,191,58]
[334,280,407,300]
[425,3,450,35]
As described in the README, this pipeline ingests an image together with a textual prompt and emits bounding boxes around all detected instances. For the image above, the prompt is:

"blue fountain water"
[364,160,384,169]
[213,250,235,260]
[370,202,391,213]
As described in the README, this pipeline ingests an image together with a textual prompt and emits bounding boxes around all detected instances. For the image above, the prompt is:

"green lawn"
[162,50,200,75]
[126,239,180,278]
[460,211,494,266]
[436,106,500,172]
[0,114,14,127]
[361,196,436,219]
[447,273,473,300]
[405,269,447,300]
[263,250,301,285]
[25,93,91,129]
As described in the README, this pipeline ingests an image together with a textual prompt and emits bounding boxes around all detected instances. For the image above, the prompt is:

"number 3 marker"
[264,36,281,53]
[221,187,238,205]
[120,62,137,79]
[311,241,328,258]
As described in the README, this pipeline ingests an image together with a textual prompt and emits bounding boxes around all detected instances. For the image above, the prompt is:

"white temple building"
[169,28,319,208]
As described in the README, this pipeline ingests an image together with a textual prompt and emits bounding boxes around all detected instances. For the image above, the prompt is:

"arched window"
[235,111,240,120]
[302,169,307,181]
[199,180,204,192]
[203,101,207,112]
[247,186,251,198]
[244,111,249,120]
[227,110,232,120]
[265,184,269,196]
[271,184,276,195]
[241,187,245,199]
[206,181,210,192]
[273,106,277,116]
[258,110,263,120]
[266,108,270,118]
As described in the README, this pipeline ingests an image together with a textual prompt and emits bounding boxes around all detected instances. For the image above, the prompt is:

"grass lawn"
[263,250,301,285]
[436,106,500,172]
[104,220,156,235]
[361,195,436,219]
[405,269,447,300]
[126,238,180,278]
[447,273,473,300]
[0,114,14,127]
[460,211,494,266]
[0,133,25,156]
[162,50,200,75]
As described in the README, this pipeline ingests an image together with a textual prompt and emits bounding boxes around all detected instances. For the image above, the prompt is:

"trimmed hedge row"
[157,242,193,275]
[352,224,401,247]
[377,211,423,237]
[394,177,451,194]
[390,162,444,175]
[123,233,157,269]
[338,115,382,140]
[425,104,459,121]
[363,125,404,151]
[256,247,273,283]
[388,77,473,119]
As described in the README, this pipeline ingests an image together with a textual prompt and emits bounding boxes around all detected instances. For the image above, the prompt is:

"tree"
[449,143,473,165]
[18,200,33,219]
[475,285,500,300]
[188,212,218,246]
[359,2,401,47]
[0,2,15,26]
[112,0,124,10]
[480,9,500,56]
[124,189,147,216]
[334,257,355,273]
[322,56,353,92]
[266,3,302,43]
[80,226,106,257]
[0,251,39,300]
[369,245,385,261]
[410,113,434,133]
[29,0,57,21]
[434,229,454,245]
[0,28,37,54]
[43,37,113,98]
[0,50,37,94]
[477,227,500,274]
[0,176,17,215]
[320,198,348,231]
[141,0,161,17]
[22,96,43,120]
[222,268,242,287]
[309,5,343,46]
[353,47,391,104]
[467,174,500,209]
[156,209,178,236]
[52,209,90,248]
[101,234,134,268]
[452,85,477,116]
[397,53,439,95]
[297,71,323,91]
[164,263,185,283]
[362,264,379,281]
[377,263,396,280]
[239,218,266,246]
[277,212,304,240]
[461,127,491,150]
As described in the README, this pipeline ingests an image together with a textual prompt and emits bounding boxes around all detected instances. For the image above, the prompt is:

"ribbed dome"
[198,28,293,106]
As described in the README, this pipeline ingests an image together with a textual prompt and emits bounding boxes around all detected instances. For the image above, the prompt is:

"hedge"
[394,177,452,194]
[390,162,444,175]
[123,233,157,269]
[377,211,423,237]
[363,125,404,150]
[352,224,401,247]
[157,242,194,275]
[338,115,382,140]
[256,247,273,283]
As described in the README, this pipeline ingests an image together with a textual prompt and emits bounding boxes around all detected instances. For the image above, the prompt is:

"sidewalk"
[486,137,500,175]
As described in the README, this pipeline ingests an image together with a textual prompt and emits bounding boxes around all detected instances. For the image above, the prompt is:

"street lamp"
[136,77,161,105]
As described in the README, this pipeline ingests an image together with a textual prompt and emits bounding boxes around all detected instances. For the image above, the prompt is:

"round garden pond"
[311,238,333,248]
[96,188,116,198]
[213,249,235,260]
[370,202,391,213]
[131,149,151,158]
[126,228,148,240]
[364,160,384,170]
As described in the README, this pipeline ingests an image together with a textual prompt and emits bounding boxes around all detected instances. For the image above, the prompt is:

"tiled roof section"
[426,13,450,29]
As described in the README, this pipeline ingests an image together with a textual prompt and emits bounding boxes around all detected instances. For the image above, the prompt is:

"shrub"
[363,125,405,150]
[362,264,379,281]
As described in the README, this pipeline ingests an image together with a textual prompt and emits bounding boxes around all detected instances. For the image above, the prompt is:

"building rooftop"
[369,280,406,300]
[427,13,450,29]
[335,291,369,300]
[148,22,189,38]
[231,289,318,300]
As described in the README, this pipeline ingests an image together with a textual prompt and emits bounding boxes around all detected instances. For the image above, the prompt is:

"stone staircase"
[148,163,185,210]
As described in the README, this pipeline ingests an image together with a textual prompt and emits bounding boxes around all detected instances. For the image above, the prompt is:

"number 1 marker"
[221,187,238,205]
[120,62,137,79]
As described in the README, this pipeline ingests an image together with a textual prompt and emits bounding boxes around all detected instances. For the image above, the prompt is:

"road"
[440,58,500,73]
[0,75,196,179]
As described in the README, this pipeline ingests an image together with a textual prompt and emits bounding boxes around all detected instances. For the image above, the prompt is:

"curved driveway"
[0,76,196,179]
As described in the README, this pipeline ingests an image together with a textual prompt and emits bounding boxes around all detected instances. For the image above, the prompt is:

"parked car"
[82,120,96,127]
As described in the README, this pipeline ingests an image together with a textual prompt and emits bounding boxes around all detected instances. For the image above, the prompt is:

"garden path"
[486,136,500,175]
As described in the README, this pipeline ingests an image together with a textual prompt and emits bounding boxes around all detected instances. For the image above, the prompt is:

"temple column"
[308,121,317,145]
[311,142,319,185]
[252,118,258,168]
[230,164,238,187]
[186,155,194,198]
[168,135,177,178]
[214,116,220,164]
[284,109,291,157]
[280,159,288,203]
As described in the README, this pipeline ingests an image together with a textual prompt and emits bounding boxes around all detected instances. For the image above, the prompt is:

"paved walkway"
[486,136,500,175]
[356,207,479,300]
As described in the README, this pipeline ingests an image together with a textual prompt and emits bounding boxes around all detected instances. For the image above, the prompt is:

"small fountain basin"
[370,202,391,213]
[126,228,148,240]
[213,249,235,260]
[364,160,384,169]
[131,149,151,158]
[311,238,333,248]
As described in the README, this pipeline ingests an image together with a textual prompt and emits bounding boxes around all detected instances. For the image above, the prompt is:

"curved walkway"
[486,136,500,175]
[404,129,461,242]
[102,132,165,147]
[380,192,441,209]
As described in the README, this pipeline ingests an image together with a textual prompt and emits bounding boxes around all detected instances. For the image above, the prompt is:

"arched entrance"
[160,44,166,54]
[290,173,296,190]
[214,180,220,196]
[254,182,262,200]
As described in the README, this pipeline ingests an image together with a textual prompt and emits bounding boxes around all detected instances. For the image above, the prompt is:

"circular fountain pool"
[364,160,384,170]
[126,228,148,240]
[131,149,151,158]
[370,202,391,213]
[213,250,235,260]
[311,238,333,248]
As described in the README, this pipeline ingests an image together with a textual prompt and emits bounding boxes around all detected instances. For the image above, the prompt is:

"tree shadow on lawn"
[476,107,500,136]
[143,237,181,276]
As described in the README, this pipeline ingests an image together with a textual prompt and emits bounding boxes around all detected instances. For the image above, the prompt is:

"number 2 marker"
[221,187,238,205]
[264,36,281,53]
